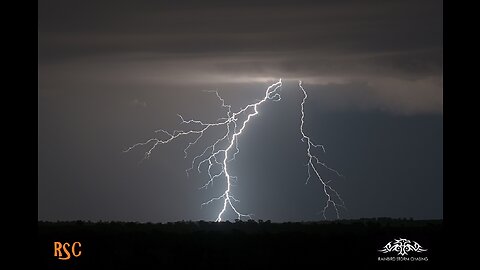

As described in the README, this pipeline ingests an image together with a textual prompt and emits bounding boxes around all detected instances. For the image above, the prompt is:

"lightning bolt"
[125,79,283,221]
[125,79,346,221]
[298,81,346,219]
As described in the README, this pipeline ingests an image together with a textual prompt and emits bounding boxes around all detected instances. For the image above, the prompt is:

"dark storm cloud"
[39,0,441,55]
[39,0,442,114]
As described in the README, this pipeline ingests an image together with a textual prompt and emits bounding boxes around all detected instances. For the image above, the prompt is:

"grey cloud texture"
[39,0,442,114]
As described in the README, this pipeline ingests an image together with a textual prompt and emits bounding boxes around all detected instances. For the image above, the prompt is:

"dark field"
[38,218,443,269]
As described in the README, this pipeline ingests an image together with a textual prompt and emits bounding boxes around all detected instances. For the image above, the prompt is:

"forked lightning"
[125,79,345,221]
[299,81,345,219]
[125,79,282,221]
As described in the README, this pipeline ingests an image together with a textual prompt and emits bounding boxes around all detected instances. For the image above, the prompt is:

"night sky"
[38,0,443,222]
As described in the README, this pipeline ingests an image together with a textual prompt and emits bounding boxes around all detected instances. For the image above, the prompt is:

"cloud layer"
[39,0,443,114]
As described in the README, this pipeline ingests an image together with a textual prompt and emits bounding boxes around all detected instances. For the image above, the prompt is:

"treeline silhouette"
[39,218,442,269]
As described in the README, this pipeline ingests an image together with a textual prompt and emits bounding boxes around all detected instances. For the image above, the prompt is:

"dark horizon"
[38,217,443,223]
[39,218,443,268]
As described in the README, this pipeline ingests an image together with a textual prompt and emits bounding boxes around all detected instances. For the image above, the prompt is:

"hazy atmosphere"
[38,0,443,222]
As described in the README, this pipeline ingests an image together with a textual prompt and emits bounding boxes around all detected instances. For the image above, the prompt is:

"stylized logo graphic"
[379,238,427,256]
[54,242,82,260]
